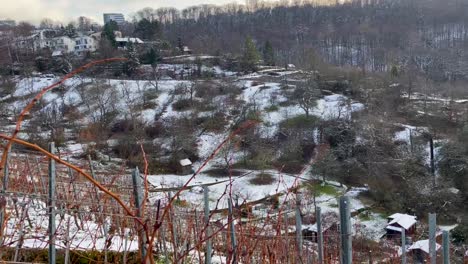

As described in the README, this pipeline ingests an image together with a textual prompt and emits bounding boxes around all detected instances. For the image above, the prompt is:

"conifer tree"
[123,42,140,77]
[241,36,260,72]
[102,21,118,47]
[263,40,275,66]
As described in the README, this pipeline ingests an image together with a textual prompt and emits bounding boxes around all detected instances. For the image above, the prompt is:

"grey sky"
[0,0,239,25]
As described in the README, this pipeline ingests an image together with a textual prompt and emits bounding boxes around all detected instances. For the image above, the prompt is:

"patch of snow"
[408,239,441,254]
[4,198,139,252]
[438,224,457,231]
[387,213,417,230]
[179,159,192,166]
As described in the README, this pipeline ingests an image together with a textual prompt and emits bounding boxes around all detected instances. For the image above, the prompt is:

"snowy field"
[3,198,139,252]
[2,66,396,247]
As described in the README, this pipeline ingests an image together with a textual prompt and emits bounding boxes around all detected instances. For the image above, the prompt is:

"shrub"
[245,110,263,122]
[280,115,318,129]
[219,84,242,96]
[272,161,304,174]
[172,98,192,111]
[204,168,244,178]
[200,112,228,132]
[249,173,275,185]
[174,83,188,95]
[144,88,158,100]
[145,121,165,138]
[264,105,279,112]
[194,101,216,112]
[111,119,138,133]
[451,224,468,245]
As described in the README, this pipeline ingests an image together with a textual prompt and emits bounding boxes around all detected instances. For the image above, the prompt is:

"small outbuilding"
[52,50,63,57]
[302,212,339,243]
[178,158,193,175]
[182,46,192,54]
[408,239,441,263]
[385,213,417,238]
[116,37,144,49]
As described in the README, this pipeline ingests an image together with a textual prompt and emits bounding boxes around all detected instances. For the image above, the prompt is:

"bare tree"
[39,18,56,29]
[292,78,320,117]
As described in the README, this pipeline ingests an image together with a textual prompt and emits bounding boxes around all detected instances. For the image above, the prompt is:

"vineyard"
[0,142,456,263]
[0,59,460,264]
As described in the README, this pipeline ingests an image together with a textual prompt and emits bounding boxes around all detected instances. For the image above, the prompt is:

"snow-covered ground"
[238,79,364,137]
[147,170,302,210]
[393,124,428,143]
[4,65,393,249]
[3,198,138,252]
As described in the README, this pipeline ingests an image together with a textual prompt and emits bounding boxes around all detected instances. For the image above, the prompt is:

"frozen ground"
[4,66,390,246]
[3,198,138,252]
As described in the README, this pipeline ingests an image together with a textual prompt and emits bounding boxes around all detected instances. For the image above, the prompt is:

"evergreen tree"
[102,21,118,47]
[64,23,76,38]
[177,37,184,53]
[213,49,222,66]
[195,56,202,77]
[390,65,399,78]
[241,36,260,72]
[263,40,275,66]
[123,42,140,77]
[134,18,161,41]
[141,47,161,67]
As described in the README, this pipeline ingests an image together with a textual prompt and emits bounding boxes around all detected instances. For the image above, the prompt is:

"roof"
[115,37,144,44]
[387,213,417,230]
[179,159,192,167]
[303,212,338,232]
[51,50,63,57]
[385,225,403,232]
[408,239,441,254]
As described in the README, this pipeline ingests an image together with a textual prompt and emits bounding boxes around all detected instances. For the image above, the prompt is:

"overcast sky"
[0,0,239,25]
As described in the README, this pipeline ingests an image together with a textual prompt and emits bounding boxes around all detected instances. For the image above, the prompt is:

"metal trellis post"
[442,230,450,264]
[339,196,352,264]
[317,207,324,264]
[132,167,147,261]
[429,213,437,264]
[48,142,56,264]
[203,186,212,264]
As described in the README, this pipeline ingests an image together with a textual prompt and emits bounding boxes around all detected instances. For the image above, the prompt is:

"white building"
[74,35,98,55]
[15,30,53,52]
[116,37,144,49]
[15,29,99,56]
[51,36,76,53]
[103,13,125,25]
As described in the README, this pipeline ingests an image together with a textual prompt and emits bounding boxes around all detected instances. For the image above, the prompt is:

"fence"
[0,145,457,263]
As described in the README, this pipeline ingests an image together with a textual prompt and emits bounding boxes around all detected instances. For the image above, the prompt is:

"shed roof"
[179,159,192,167]
[52,50,63,57]
[408,239,441,254]
[387,213,417,230]
[116,37,144,44]
[385,225,403,232]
